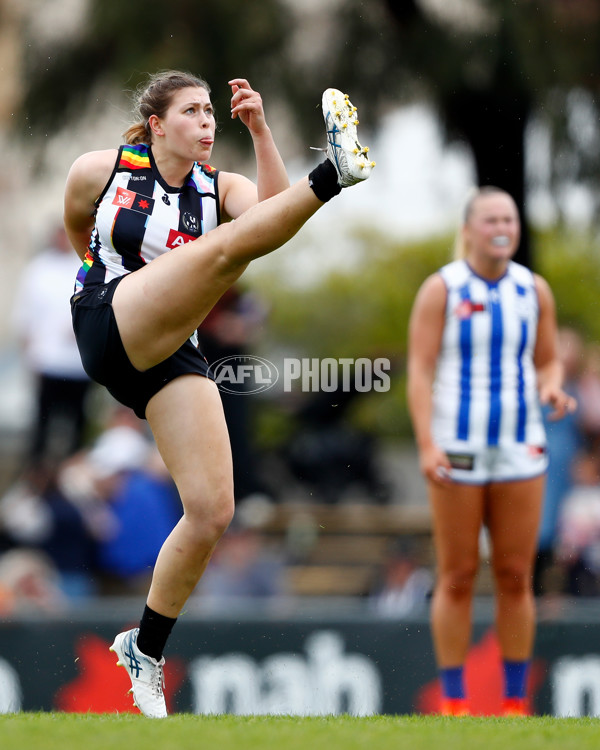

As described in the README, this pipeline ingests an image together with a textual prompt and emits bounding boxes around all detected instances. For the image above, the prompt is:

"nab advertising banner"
[1,615,600,716]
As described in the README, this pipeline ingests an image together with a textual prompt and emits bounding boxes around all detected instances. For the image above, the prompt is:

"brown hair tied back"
[123,70,211,145]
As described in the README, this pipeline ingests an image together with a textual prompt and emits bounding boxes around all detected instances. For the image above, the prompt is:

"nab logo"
[209,356,279,395]
[167,229,196,249]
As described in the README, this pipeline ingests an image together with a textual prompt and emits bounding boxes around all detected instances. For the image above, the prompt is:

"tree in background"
[15,0,292,154]
[13,0,600,267]
[306,0,600,267]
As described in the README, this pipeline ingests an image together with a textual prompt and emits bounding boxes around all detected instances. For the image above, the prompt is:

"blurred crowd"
[0,395,301,616]
[535,327,600,599]
[3,226,600,617]
[0,225,394,617]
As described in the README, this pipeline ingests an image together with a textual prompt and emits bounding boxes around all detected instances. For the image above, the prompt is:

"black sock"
[136,605,177,661]
[308,159,342,202]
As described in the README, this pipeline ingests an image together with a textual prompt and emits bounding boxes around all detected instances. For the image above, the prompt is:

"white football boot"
[110,628,167,718]
[322,88,375,187]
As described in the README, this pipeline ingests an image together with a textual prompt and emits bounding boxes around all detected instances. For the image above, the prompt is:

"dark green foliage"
[20,0,292,150]
[250,226,600,444]
[17,0,600,269]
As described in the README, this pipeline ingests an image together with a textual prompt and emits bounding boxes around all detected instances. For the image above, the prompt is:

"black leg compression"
[308,159,342,202]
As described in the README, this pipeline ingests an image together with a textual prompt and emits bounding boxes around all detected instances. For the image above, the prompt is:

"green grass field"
[1,714,599,750]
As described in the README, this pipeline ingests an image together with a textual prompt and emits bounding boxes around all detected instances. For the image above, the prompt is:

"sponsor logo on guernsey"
[527,445,546,458]
[454,300,486,319]
[113,187,155,215]
[167,229,197,248]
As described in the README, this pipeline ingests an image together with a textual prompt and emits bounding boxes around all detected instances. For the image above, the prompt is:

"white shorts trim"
[438,440,548,485]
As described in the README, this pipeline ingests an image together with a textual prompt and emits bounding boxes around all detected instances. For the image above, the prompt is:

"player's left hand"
[229,79,268,135]
[539,385,577,421]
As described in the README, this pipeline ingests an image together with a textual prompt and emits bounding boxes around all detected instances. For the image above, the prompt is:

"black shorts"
[71,277,212,419]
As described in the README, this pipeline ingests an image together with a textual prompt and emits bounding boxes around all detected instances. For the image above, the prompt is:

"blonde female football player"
[65,70,373,717]
[407,186,575,716]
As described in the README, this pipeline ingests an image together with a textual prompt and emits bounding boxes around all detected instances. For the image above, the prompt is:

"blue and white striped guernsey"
[432,259,545,449]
